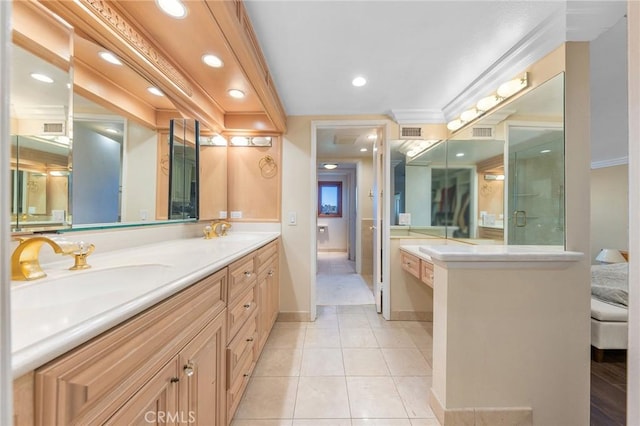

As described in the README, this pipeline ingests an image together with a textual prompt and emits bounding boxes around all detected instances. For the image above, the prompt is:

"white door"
[372,137,383,312]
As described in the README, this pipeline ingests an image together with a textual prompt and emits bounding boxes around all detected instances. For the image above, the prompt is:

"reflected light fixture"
[105,128,119,134]
[595,248,627,264]
[456,152,465,157]
[228,89,245,99]
[367,134,377,140]
[30,73,53,83]
[497,73,529,98]
[460,108,480,122]
[231,136,249,146]
[484,174,505,181]
[476,94,501,112]
[99,51,122,66]
[447,119,464,131]
[202,54,223,68]
[360,147,368,152]
[540,149,551,154]
[156,0,187,18]
[352,76,367,87]
[323,163,338,170]
[147,87,164,96]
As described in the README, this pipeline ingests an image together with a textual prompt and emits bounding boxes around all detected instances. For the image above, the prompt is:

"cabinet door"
[105,358,179,426]
[267,258,279,327]
[256,266,270,353]
[179,311,227,426]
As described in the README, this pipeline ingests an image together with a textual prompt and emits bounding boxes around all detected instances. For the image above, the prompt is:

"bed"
[590,253,629,362]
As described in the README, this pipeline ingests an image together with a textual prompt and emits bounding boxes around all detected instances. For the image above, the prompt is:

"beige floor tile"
[410,419,442,426]
[340,328,379,348]
[420,349,433,367]
[346,376,408,418]
[405,327,434,351]
[234,377,298,419]
[394,376,436,418]
[294,377,350,419]
[293,420,351,426]
[366,312,391,328]
[273,321,309,329]
[337,304,367,314]
[352,420,411,426]
[253,348,303,377]
[304,327,341,348]
[317,305,337,315]
[265,328,306,349]
[382,349,432,376]
[300,348,345,376]
[373,328,417,348]
[343,348,390,376]
[338,313,371,328]
[232,420,293,426]
[307,317,340,329]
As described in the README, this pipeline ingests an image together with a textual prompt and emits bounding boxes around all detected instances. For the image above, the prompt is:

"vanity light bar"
[447,72,528,133]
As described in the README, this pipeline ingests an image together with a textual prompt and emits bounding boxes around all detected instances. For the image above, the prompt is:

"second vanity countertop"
[401,244,583,264]
[11,231,280,378]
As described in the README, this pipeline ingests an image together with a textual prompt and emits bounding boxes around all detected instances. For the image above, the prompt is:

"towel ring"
[259,155,277,178]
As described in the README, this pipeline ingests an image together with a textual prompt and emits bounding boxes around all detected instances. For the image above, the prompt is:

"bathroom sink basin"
[11,264,172,311]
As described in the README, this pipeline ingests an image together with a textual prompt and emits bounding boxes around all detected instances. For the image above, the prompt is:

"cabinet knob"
[244,303,251,309]
[170,377,180,383]
[246,337,254,342]
[268,270,274,277]
[244,271,252,277]
[243,373,250,378]
[184,362,195,377]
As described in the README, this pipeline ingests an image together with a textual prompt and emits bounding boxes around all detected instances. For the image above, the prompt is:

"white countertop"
[11,231,279,377]
[417,244,583,262]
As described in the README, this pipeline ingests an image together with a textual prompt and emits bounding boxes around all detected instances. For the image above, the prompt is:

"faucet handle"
[220,222,232,236]
[69,242,95,270]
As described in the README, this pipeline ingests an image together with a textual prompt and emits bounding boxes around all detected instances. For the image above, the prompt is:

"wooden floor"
[591,350,627,426]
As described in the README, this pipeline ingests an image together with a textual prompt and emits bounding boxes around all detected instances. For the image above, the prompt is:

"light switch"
[219,211,228,219]
[230,211,242,219]
[288,211,297,225]
[139,209,148,221]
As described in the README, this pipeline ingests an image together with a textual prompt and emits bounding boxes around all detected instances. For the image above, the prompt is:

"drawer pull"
[243,373,250,378]
[244,303,252,309]
[170,377,180,383]
[184,362,195,377]
[244,271,252,278]
[246,337,254,342]
[268,270,274,277]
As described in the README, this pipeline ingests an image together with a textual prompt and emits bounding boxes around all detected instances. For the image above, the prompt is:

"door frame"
[309,119,392,320]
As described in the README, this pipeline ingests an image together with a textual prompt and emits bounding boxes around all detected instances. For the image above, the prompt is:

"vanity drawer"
[229,254,257,303]
[227,347,254,420]
[227,285,258,341]
[226,312,257,388]
[255,240,278,272]
[421,260,434,288]
[401,251,421,279]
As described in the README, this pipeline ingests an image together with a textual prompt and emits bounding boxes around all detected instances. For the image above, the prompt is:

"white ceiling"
[245,0,626,163]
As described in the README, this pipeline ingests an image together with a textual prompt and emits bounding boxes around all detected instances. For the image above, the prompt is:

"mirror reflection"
[10,44,71,231]
[390,72,565,246]
[169,119,199,220]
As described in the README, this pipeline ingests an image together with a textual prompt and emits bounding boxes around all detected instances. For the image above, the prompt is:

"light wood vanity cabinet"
[34,268,228,426]
[421,259,434,288]
[401,251,421,279]
[14,238,280,426]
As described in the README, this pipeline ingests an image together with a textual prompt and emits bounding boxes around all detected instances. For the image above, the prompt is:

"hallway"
[231,252,438,425]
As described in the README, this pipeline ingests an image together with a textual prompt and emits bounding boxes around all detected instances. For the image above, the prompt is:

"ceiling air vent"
[42,122,65,135]
[471,126,495,139]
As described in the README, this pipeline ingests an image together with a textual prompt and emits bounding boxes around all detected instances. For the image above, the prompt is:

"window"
[318,181,342,217]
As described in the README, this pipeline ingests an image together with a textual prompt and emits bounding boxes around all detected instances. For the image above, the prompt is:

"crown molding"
[390,109,445,124]
[566,1,627,41]
[591,156,629,169]
[442,9,566,122]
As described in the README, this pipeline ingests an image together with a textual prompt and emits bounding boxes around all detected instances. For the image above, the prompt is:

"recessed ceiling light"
[99,51,122,66]
[540,149,551,154]
[202,54,223,68]
[456,152,465,157]
[367,134,376,140]
[323,163,338,170]
[105,128,119,134]
[147,87,164,96]
[360,148,368,152]
[30,73,53,83]
[228,89,245,99]
[352,76,367,87]
[156,0,187,18]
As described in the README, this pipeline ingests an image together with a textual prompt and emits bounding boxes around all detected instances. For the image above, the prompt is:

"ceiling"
[244,0,626,162]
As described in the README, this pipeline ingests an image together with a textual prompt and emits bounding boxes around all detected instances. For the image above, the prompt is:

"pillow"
[591,263,628,307]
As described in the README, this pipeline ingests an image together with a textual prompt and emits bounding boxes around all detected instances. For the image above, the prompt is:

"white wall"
[591,16,628,165]
[590,164,629,262]
[121,120,157,222]
[405,164,431,226]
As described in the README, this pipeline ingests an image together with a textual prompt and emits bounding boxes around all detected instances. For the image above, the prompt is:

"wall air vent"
[471,126,495,139]
[42,122,65,135]
[400,126,422,138]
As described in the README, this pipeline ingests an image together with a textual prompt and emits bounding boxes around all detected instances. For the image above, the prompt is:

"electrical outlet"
[139,209,148,221]
[288,211,297,225]
[230,211,242,219]
[219,211,227,219]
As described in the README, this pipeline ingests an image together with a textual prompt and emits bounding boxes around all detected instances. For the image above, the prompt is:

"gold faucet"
[11,236,95,281]
[210,220,232,237]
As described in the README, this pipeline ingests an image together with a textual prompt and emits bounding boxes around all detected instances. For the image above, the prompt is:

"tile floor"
[232,305,439,425]
[316,252,375,305]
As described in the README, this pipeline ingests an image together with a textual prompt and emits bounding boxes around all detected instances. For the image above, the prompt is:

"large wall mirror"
[9,30,209,231]
[390,72,565,247]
